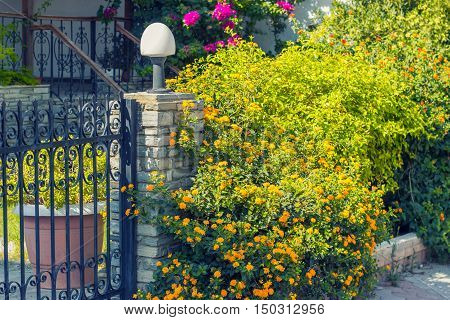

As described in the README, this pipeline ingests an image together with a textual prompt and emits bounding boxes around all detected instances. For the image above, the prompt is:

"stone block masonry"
[0,85,50,107]
[111,91,204,289]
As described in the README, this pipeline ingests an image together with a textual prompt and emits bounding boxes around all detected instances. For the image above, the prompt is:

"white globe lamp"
[140,23,176,92]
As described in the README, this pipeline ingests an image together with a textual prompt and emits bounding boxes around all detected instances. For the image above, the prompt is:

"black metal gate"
[0,94,137,299]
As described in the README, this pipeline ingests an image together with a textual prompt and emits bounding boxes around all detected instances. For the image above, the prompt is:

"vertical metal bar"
[58,20,64,99]
[1,105,9,300]
[39,19,44,79]
[17,102,26,300]
[80,21,86,103]
[92,99,99,298]
[63,101,71,297]
[50,20,54,99]
[119,95,137,299]
[78,119,85,299]
[48,102,56,300]
[69,21,74,102]
[105,97,112,294]
[90,21,97,96]
[32,101,41,300]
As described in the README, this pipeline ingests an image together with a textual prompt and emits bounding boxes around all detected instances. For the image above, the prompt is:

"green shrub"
[3,147,107,209]
[304,0,449,261]
[0,24,38,86]
[133,42,426,300]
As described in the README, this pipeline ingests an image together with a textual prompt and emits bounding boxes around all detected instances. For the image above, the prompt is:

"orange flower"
[440,213,445,221]
[146,184,155,191]
[179,202,187,210]
[230,279,237,286]
[169,139,176,146]
[213,271,221,278]
[125,208,131,216]
[245,263,254,271]
[220,289,227,297]
[170,131,177,138]
[120,186,127,192]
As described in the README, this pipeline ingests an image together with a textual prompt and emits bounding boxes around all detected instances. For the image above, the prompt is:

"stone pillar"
[123,91,204,288]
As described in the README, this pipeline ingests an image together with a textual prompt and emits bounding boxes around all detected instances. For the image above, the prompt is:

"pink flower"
[204,43,217,53]
[227,34,240,46]
[212,2,237,21]
[183,11,201,27]
[103,7,118,19]
[215,40,225,48]
[276,1,295,12]
[221,20,235,30]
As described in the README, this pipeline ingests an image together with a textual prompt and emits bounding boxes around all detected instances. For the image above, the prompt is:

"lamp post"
[140,23,176,93]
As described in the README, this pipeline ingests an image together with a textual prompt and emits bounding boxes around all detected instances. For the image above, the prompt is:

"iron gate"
[0,94,137,299]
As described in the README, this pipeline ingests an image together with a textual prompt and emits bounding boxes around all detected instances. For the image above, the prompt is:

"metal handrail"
[0,11,130,22]
[30,24,124,94]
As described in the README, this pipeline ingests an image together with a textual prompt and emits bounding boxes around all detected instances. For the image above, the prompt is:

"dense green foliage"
[0,25,38,86]
[133,42,426,300]
[304,0,449,261]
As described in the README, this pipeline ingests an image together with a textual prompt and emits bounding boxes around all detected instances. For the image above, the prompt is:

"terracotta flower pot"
[17,203,104,290]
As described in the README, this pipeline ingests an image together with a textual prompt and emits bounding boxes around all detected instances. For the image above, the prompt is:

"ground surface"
[1,260,449,300]
[374,263,449,300]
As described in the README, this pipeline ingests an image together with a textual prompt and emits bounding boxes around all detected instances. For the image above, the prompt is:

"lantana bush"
[304,0,449,261]
[132,42,426,300]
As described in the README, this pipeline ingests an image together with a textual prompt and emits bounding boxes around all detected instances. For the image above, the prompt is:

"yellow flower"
[162,267,169,274]
[246,263,254,271]
[194,227,205,235]
[156,261,162,267]
[191,189,199,196]
[213,270,221,278]
[128,184,134,189]
[217,237,224,243]
[255,198,265,205]
[120,186,127,192]
[182,218,190,226]
[213,244,219,250]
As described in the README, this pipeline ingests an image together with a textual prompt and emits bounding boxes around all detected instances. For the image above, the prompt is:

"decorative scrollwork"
[1,95,127,300]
